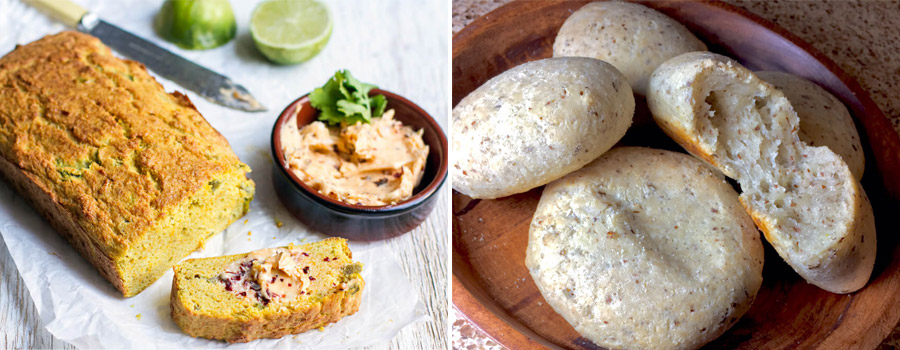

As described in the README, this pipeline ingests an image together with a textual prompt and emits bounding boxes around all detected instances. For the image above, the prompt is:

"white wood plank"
[0,190,448,349]
[0,0,449,347]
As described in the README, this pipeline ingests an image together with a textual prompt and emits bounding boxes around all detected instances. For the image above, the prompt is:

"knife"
[26,0,266,112]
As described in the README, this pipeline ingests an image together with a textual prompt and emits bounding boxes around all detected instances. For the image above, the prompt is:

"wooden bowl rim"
[452,1,900,349]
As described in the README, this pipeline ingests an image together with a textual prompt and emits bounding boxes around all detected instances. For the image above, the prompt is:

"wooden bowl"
[271,89,448,241]
[452,1,900,349]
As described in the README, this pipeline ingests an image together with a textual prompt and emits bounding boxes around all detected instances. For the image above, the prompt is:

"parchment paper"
[0,0,448,348]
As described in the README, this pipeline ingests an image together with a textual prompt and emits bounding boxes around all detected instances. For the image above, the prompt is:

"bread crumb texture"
[526,147,763,350]
[756,71,864,180]
[0,31,255,297]
[171,238,364,343]
[647,52,875,293]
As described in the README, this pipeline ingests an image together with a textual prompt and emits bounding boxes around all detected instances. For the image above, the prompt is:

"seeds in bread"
[452,57,634,199]
[647,52,875,293]
[526,147,764,350]
[553,1,707,96]
[0,32,255,297]
[171,238,364,343]
[757,71,865,180]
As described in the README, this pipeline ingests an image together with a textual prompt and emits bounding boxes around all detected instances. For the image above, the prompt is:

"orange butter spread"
[218,245,350,305]
[280,108,429,206]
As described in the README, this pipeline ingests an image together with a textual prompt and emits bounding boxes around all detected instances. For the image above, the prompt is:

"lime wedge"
[250,0,333,65]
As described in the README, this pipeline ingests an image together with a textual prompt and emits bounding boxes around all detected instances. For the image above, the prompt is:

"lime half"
[251,0,333,65]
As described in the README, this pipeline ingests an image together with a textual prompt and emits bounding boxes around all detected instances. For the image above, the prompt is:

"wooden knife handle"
[26,0,88,28]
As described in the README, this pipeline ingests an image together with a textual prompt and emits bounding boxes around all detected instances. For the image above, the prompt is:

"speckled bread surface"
[526,147,764,350]
[0,31,255,297]
[552,1,707,96]
[647,52,875,293]
[452,57,634,199]
[757,70,865,180]
[171,238,364,343]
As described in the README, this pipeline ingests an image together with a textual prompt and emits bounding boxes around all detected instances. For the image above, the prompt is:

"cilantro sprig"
[309,70,387,126]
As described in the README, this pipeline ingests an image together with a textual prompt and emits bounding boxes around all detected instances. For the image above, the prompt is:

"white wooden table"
[0,194,448,349]
[0,0,449,348]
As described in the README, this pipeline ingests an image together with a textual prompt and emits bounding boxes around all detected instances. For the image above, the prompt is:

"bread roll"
[526,147,764,350]
[553,1,707,96]
[647,52,875,293]
[452,57,634,199]
[757,71,864,180]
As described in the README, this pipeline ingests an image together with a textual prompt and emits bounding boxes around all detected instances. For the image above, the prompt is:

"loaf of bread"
[756,71,865,180]
[553,1,707,96]
[171,238,364,343]
[647,52,875,293]
[526,147,764,350]
[452,57,634,199]
[0,32,255,297]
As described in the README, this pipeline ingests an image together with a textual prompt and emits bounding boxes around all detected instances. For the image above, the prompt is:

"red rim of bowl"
[271,89,448,213]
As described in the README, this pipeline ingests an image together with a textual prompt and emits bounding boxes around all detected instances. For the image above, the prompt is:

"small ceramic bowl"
[270,89,448,241]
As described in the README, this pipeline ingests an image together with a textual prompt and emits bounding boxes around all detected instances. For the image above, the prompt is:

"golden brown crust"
[170,239,364,343]
[739,196,776,245]
[0,31,253,296]
[170,277,364,343]
[0,153,124,291]
[652,112,726,174]
[0,31,238,254]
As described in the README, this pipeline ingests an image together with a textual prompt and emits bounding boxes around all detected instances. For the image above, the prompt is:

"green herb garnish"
[309,70,387,126]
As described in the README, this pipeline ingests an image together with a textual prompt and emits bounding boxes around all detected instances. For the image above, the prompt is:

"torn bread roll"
[757,71,865,180]
[647,52,875,293]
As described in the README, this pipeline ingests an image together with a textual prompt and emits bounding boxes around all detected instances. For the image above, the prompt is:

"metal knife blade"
[78,14,266,112]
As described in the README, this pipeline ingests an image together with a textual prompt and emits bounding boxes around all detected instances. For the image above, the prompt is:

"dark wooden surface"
[452,1,900,349]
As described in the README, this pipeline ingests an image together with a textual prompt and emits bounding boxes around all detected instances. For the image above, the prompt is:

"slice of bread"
[647,52,875,293]
[526,147,763,350]
[170,238,364,343]
[757,71,865,180]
